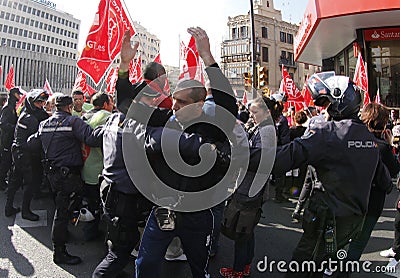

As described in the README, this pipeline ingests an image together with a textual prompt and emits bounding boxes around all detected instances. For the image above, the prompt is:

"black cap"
[55,96,73,107]
[10,87,23,96]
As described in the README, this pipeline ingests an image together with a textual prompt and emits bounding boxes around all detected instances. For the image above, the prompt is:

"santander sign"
[364,27,400,41]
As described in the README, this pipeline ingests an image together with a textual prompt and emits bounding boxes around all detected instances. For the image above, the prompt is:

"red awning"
[294,0,400,66]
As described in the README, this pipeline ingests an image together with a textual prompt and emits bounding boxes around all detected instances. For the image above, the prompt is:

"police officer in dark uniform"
[27,95,103,265]
[0,87,23,191]
[5,89,49,219]
[271,72,392,277]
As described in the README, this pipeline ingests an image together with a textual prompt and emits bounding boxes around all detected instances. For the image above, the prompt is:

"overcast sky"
[53,0,308,67]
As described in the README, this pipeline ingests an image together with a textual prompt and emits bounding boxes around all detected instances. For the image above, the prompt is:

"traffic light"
[258,66,268,88]
[243,72,252,90]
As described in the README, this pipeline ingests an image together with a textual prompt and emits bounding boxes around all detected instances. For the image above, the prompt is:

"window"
[11,40,16,47]
[3,25,8,32]
[280,31,286,43]
[33,32,37,39]
[35,21,38,28]
[15,15,19,22]
[30,20,34,27]
[24,18,29,25]
[23,30,27,37]
[5,12,10,20]
[304,63,309,70]
[22,42,26,49]
[27,6,31,13]
[45,13,49,19]
[261,27,268,38]
[16,41,21,48]
[28,31,32,38]
[0,11,4,18]
[240,26,247,38]
[23,5,27,12]
[287,33,293,44]
[231,28,237,39]
[27,43,31,50]
[281,50,287,59]
[36,10,40,16]
[10,14,15,21]
[39,22,43,29]
[262,47,269,62]
[287,52,294,64]
[32,8,36,15]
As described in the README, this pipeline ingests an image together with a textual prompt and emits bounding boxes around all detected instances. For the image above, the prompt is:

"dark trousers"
[92,189,140,278]
[0,148,12,186]
[347,214,380,261]
[234,233,255,272]
[82,184,101,241]
[135,208,213,278]
[286,197,364,278]
[296,166,315,209]
[6,151,42,211]
[47,171,83,247]
[211,201,225,254]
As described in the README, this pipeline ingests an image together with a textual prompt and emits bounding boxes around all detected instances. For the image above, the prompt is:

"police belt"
[49,164,82,176]
[105,188,139,217]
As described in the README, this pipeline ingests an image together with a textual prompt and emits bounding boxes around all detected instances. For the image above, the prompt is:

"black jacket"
[13,98,49,156]
[0,94,19,149]
[273,118,392,217]
[27,110,103,168]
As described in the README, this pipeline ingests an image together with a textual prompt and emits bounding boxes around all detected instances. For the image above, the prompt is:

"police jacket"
[367,138,399,216]
[27,110,103,168]
[273,118,392,217]
[0,93,19,149]
[13,98,49,156]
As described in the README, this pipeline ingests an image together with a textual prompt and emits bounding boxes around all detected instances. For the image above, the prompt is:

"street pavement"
[0,184,398,278]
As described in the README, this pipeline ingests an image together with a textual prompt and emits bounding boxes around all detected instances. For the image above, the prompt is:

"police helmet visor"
[307,72,336,105]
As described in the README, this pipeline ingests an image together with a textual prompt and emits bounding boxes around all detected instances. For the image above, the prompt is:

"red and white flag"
[4,65,15,91]
[281,65,305,111]
[353,54,370,107]
[129,56,143,83]
[301,75,314,107]
[375,89,381,104]
[43,79,54,95]
[73,70,97,97]
[77,0,135,85]
[179,36,205,84]
[106,67,118,95]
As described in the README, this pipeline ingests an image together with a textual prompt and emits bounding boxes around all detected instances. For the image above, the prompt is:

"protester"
[220,96,277,278]
[127,27,238,278]
[71,90,88,117]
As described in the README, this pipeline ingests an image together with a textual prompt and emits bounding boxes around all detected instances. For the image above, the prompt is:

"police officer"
[27,95,103,265]
[271,72,392,277]
[5,89,49,219]
[0,87,23,191]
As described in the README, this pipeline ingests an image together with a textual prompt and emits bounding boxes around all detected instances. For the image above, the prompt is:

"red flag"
[353,54,370,107]
[77,0,135,85]
[281,65,305,111]
[179,37,205,84]
[73,71,96,96]
[43,79,54,95]
[106,68,118,95]
[154,53,162,64]
[15,87,27,112]
[129,56,143,83]
[4,65,15,91]
[0,65,2,77]
[242,90,248,106]
[301,75,314,107]
[73,71,87,92]
[375,90,381,104]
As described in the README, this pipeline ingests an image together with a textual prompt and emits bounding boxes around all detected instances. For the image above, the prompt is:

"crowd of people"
[0,27,399,278]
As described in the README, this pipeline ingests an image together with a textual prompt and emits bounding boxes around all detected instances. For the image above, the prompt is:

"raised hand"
[120,29,139,72]
[187,27,216,66]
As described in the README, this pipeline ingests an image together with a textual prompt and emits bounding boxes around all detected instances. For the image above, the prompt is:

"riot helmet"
[26,89,49,111]
[307,72,361,120]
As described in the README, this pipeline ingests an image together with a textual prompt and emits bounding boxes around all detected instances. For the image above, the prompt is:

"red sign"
[364,27,400,41]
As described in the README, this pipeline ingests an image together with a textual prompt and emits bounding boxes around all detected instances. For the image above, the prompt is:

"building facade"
[220,0,319,100]
[295,0,400,108]
[0,0,80,93]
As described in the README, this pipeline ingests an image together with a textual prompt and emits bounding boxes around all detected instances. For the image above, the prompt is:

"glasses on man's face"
[73,98,84,102]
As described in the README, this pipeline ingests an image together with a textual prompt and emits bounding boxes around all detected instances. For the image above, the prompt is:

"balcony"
[279,58,298,69]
